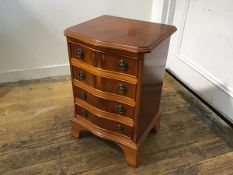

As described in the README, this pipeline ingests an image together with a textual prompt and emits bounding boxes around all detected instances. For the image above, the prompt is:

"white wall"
[151,0,164,22]
[153,0,233,123]
[0,0,153,82]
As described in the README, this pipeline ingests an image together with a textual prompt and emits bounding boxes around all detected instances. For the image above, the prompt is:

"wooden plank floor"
[0,73,233,175]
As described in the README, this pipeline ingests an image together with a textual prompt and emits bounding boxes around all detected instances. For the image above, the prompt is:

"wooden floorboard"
[80,138,232,175]
[0,73,232,175]
[160,152,233,175]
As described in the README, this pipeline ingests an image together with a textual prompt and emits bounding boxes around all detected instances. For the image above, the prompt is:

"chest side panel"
[135,38,171,142]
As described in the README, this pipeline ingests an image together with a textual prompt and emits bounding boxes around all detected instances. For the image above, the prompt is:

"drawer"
[72,66,136,99]
[75,105,133,138]
[74,87,134,118]
[70,42,138,76]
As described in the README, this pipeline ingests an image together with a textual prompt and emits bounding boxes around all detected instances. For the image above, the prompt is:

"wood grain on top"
[64,15,177,53]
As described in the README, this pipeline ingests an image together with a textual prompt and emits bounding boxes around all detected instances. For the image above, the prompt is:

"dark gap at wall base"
[165,69,233,128]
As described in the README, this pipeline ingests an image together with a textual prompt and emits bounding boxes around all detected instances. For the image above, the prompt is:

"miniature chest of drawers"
[64,15,176,167]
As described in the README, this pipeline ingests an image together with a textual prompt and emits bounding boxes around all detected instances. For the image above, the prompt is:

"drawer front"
[74,87,134,118]
[75,105,133,138]
[70,42,97,66]
[72,66,136,99]
[70,42,138,76]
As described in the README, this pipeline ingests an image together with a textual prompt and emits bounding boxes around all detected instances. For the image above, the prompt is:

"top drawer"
[69,42,138,76]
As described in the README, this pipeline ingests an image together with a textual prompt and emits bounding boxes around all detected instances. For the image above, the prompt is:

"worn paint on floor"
[0,73,232,175]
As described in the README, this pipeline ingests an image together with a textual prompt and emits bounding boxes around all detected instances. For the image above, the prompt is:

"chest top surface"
[64,15,176,53]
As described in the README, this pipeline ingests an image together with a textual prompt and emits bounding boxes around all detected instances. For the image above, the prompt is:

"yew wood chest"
[64,15,176,167]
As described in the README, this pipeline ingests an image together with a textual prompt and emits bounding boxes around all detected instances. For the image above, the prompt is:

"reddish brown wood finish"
[72,66,137,99]
[65,15,176,53]
[75,105,133,138]
[73,79,135,106]
[117,143,142,167]
[151,113,161,133]
[70,42,138,76]
[65,15,176,167]
[71,121,86,138]
[74,87,135,118]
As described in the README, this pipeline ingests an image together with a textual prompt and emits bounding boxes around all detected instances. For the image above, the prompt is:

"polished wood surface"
[70,42,138,76]
[73,79,136,106]
[75,99,133,126]
[0,74,233,174]
[65,15,176,167]
[70,58,137,84]
[72,66,137,99]
[75,105,133,138]
[74,86,135,118]
[135,39,170,142]
[65,15,177,53]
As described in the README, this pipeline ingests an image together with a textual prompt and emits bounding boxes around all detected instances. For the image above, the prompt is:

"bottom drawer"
[75,105,133,138]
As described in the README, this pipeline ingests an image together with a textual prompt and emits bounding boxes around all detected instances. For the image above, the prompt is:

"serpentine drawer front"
[70,42,138,76]
[72,66,137,99]
[64,15,176,167]
[74,86,135,118]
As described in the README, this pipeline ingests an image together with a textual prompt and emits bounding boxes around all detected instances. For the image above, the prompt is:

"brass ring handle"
[80,109,88,118]
[77,48,84,59]
[118,59,128,71]
[78,71,85,80]
[117,84,127,93]
[116,124,124,132]
[80,91,87,101]
[116,105,126,114]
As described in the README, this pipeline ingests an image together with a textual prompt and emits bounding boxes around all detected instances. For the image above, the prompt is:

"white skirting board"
[167,57,233,125]
[0,64,70,83]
